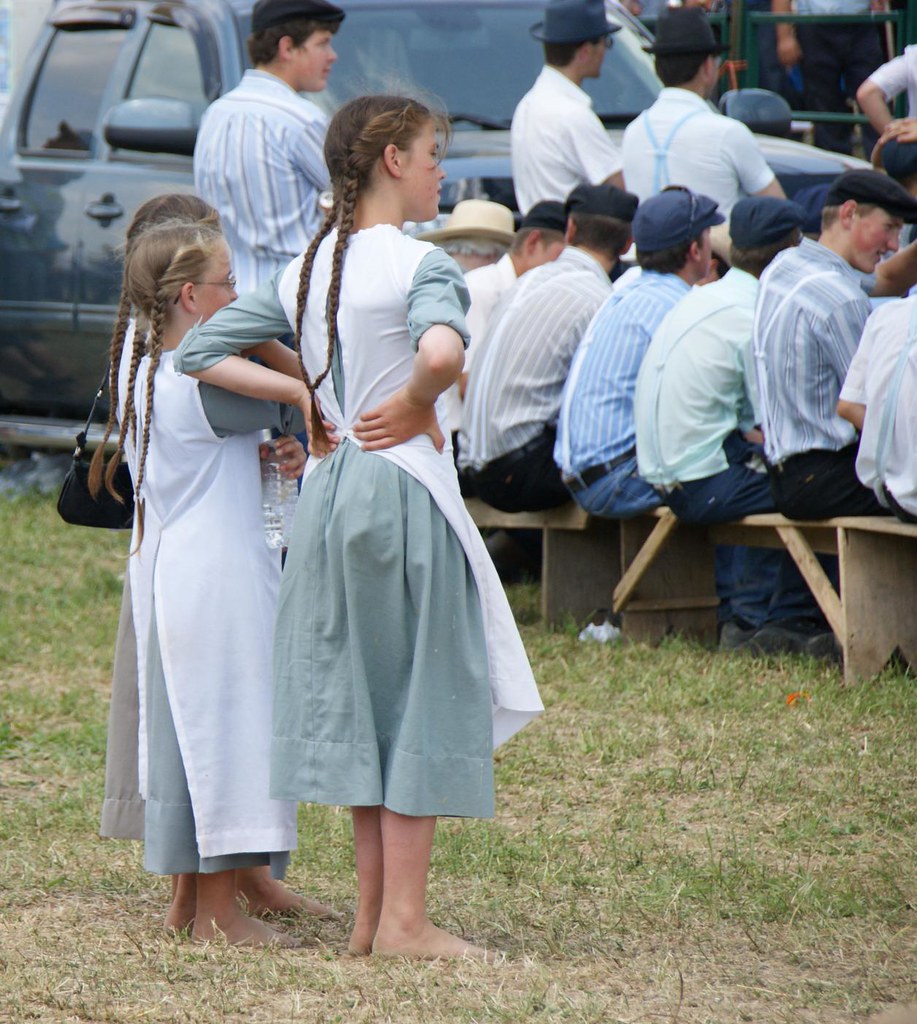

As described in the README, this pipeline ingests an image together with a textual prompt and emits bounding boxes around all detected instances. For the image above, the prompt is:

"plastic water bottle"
[260,430,297,549]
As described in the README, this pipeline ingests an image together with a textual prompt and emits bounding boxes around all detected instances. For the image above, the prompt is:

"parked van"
[0,0,869,447]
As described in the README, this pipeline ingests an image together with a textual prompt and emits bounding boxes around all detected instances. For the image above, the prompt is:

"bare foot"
[192,911,302,948]
[372,920,502,963]
[237,873,341,921]
[164,905,194,934]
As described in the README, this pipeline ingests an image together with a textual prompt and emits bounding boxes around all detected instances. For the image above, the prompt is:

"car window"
[315,2,660,127]
[22,28,126,153]
[126,22,210,122]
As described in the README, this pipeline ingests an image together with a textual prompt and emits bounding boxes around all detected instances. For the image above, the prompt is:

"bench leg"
[775,525,844,640]
[542,519,621,626]
[839,527,917,683]
[617,515,718,644]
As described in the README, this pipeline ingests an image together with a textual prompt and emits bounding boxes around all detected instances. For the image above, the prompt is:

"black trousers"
[468,426,570,513]
[796,23,883,155]
[768,444,889,520]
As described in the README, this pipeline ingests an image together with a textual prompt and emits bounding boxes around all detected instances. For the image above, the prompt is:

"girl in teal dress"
[176,95,542,961]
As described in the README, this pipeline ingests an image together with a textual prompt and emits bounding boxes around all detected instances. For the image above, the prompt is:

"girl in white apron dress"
[176,95,544,961]
[93,216,312,946]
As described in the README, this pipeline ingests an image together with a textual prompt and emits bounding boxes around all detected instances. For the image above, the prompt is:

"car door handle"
[0,189,21,213]
[85,193,124,221]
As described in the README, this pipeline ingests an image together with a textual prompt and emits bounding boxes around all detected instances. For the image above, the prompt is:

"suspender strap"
[641,109,705,195]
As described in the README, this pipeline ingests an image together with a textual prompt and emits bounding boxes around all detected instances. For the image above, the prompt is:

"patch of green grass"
[0,493,915,1022]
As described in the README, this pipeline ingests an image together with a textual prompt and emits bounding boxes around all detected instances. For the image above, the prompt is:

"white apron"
[120,349,297,859]
[279,226,544,748]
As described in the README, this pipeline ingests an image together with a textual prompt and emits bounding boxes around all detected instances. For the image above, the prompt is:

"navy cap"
[647,7,728,56]
[251,0,345,33]
[730,196,806,248]
[531,0,620,44]
[880,140,917,183]
[520,200,568,233]
[825,169,917,223]
[633,189,724,251]
[565,183,639,222]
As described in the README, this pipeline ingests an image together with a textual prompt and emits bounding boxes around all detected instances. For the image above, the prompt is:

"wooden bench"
[465,497,917,683]
[613,508,917,684]
[463,497,620,625]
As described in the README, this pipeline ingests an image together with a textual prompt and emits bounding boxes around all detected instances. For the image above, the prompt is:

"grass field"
[0,492,914,1023]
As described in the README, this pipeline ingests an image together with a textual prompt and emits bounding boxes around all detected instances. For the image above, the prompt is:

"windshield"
[311,2,661,127]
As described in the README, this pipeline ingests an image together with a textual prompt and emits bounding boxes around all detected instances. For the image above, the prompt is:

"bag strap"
[74,362,112,459]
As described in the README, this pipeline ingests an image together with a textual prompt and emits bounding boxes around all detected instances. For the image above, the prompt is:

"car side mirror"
[718,88,792,139]
[103,98,198,157]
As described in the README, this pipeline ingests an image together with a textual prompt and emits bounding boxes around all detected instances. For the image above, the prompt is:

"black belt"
[562,446,636,493]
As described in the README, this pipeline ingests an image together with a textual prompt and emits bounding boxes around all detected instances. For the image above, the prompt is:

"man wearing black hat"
[511,0,624,215]
[753,169,917,521]
[633,196,835,654]
[459,185,636,512]
[555,187,721,520]
[194,0,345,294]
[622,7,784,216]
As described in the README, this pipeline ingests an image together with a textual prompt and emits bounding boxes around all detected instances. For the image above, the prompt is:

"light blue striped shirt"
[753,237,869,465]
[556,271,691,475]
[194,70,330,293]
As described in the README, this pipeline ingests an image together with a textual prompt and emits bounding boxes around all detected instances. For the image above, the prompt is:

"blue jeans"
[663,434,826,628]
[567,455,661,519]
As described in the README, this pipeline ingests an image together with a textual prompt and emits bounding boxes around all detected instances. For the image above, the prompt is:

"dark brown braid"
[90,193,219,502]
[131,290,168,551]
[291,95,449,449]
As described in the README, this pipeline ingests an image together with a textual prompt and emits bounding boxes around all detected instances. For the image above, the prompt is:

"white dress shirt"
[622,88,775,216]
[511,66,622,215]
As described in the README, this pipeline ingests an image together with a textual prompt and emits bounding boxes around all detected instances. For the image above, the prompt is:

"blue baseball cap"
[730,196,805,248]
[880,139,917,184]
[633,189,724,251]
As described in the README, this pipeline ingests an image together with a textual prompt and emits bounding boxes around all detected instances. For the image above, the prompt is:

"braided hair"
[89,193,218,501]
[292,95,449,448]
[112,218,226,549]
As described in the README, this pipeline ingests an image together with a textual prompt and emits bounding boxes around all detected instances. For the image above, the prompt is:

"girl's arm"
[354,324,464,452]
[245,338,305,378]
[190,354,312,425]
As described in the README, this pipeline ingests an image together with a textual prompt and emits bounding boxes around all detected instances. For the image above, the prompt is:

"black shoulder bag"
[56,364,134,530]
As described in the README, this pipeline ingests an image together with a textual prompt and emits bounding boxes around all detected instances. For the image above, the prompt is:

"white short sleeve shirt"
[621,89,776,216]
[866,45,917,121]
[511,66,623,215]
[840,298,917,515]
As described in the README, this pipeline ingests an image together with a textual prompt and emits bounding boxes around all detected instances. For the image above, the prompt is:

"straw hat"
[417,200,516,247]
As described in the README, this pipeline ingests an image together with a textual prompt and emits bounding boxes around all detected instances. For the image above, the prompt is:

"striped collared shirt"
[194,70,330,293]
[556,271,691,476]
[458,247,612,470]
[753,237,869,465]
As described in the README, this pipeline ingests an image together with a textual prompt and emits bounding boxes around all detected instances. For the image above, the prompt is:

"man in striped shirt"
[193,0,345,294]
[754,170,917,519]
[555,187,722,519]
[459,184,636,513]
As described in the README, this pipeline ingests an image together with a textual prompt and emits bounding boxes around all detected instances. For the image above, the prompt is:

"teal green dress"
[177,246,495,819]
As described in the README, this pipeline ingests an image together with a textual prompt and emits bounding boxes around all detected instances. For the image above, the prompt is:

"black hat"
[633,188,724,251]
[646,7,728,56]
[879,140,917,184]
[825,169,917,223]
[565,183,639,222]
[530,0,620,45]
[251,0,345,33]
[730,196,806,248]
[520,200,568,233]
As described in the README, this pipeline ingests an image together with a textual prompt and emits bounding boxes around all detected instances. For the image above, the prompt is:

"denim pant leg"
[569,456,661,519]
[665,465,779,626]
